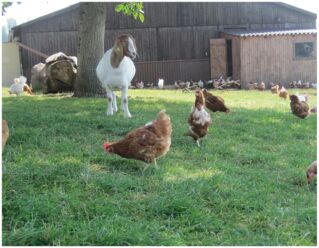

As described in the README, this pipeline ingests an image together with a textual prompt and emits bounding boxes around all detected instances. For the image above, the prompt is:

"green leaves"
[139,12,144,22]
[115,4,124,12]
[2,1,21,16]
[115,2,145,23]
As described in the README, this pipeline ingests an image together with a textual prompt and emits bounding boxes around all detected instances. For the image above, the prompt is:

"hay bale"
[31,52,77,94]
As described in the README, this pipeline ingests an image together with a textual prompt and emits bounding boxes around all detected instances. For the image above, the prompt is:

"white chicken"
[158,78,164,89]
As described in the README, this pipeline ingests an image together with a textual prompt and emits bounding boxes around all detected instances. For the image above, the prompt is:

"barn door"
[210,38,227,79]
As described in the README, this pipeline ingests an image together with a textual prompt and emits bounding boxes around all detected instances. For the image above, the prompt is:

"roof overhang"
[222,29,317,37]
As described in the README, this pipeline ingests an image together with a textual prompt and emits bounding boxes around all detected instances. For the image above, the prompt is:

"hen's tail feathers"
[154,110,172,137]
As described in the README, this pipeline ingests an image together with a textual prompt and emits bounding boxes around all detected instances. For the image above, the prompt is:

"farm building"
[220,29,317,84]
[10,2,317,88]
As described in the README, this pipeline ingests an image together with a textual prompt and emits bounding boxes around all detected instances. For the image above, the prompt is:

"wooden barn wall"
[16,2,316,33]
[104,2,315,29]
[20,7,79,33]
[239,34,317,87]
[135,59,210,83]
[20,31,78,82]
[15,2,316,83]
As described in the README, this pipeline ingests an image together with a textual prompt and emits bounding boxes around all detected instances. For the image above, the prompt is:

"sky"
[2,0,80,25]
[1,0,318,27]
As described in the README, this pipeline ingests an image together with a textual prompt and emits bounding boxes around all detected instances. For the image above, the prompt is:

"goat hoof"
[124,113,132,118]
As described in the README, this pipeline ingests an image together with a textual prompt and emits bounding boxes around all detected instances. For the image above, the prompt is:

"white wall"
[2,42,21,86]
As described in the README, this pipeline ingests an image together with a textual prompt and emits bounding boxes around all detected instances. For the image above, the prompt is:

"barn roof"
[12,3,80,30]
[275,2,317,18]
[222,29,317,37]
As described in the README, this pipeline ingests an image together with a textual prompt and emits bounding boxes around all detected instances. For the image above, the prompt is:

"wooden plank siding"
[12,2,316,84]
[135,59,210,83]
[239,34,317,87]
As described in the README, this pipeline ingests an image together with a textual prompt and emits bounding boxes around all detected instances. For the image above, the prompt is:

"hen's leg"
[105,86,113,116]
[154,159,159,169]
[196,139,201,147]
[121,87,131,118]
[112,91,118,112]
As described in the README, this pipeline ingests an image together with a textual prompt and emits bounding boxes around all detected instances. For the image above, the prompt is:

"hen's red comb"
[104,142,109,151]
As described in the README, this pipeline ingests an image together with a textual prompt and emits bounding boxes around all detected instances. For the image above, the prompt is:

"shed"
[214,29,317,87]
[11,2,317,87]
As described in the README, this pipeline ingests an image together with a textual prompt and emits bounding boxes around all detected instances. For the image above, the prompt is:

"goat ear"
[111,40,124,68]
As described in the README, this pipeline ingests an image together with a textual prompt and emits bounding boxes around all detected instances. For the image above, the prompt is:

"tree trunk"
[74,2,106,97]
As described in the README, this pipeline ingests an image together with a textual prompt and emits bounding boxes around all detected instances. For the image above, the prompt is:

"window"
[294,42,315,59]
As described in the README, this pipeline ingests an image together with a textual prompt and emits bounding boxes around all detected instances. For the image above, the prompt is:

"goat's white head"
[111,34,138,68]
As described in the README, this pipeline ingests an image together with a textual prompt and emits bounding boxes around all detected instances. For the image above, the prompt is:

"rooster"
[307,161,317,184]
[188,88,211,147]
[203,89,230,113]
[104,110,172,169]
[2,120,9,152]
[290,94,310,119]
[279,86,288,99]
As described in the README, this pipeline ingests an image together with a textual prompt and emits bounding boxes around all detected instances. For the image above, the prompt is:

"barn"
[11,2,317,88]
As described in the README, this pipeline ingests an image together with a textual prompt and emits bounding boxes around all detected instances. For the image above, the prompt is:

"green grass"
[2,88,317,245]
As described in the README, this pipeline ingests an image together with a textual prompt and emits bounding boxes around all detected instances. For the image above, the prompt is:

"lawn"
[2,88,317,245]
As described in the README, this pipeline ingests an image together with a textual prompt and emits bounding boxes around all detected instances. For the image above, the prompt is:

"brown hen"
[270,84,279,94]
[104,110,172,169]
[279,86,288,99]
[2,120,9,152]
[290,95,310,119]
[203,89,230,113]
[307,161,317,184]
[188,88,211,147]
[257,82,265,91]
